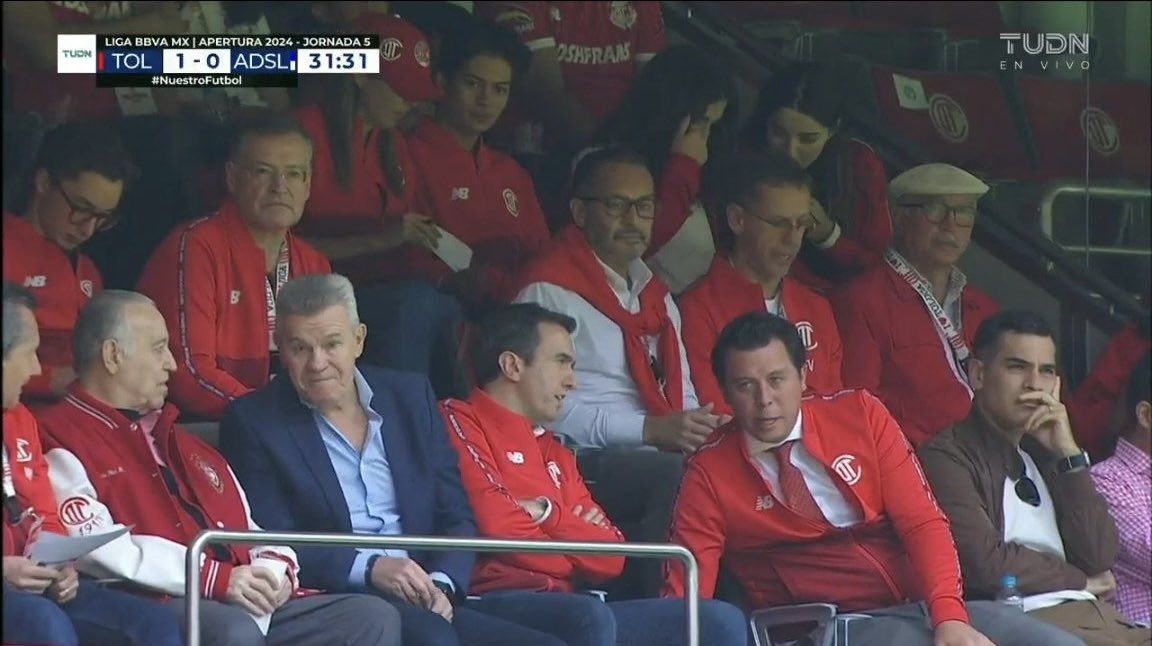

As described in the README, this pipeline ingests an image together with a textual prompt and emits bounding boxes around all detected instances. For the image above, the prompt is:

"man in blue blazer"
[220,274,567,646]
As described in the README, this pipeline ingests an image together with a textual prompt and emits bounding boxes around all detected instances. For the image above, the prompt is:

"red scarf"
[517,227,684,414]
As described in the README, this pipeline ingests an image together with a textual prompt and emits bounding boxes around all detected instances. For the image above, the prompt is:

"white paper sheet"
[27,526,129,565]
[648,202,716,295]
[892,73,929,110]
[432,226,474,272]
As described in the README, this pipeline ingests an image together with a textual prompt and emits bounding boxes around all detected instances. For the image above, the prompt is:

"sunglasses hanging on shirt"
[1014,464,1042,507]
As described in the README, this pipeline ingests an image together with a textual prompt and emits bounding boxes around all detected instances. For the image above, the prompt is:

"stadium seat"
[1016,76,1152,184]
[869,66,1032,180]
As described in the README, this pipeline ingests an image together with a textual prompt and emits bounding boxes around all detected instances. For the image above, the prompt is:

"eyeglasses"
[576,195,659,221]
[741,205,817,232]
[54,180,121,232]
[1014,470,1041,507]
[900,201,978,228]
[233,162,309,186]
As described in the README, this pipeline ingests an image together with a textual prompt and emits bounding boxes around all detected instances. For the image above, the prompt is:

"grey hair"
[3,282,37,359]
[73,290,156,375]
[275,274,360,338]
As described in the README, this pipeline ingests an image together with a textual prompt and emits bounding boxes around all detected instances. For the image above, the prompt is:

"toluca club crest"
[192,453,224,493]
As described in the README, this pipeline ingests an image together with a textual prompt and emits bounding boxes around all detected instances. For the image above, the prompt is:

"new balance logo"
[451,187,470,201]
[230,290,241,305]
[506,451,525,464]
[24,276,47,288]
[755,495,774,512]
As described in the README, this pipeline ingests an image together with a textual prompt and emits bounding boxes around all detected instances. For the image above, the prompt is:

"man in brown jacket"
[919,310,1150,644]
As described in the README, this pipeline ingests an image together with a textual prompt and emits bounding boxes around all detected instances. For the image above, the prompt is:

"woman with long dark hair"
[587,45,737,292]
[743,60,892,292]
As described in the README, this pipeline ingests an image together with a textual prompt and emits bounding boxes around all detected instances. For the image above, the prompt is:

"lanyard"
[883,248,973,398]
[265,242,290,351]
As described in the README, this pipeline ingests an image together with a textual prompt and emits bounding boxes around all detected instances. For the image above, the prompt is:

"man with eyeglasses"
[834,162,999,446]
[918,310,1148,643]
[2,122,136,406]
[679,151,844,415]
[137,113,331,420]
[513,145,726,599]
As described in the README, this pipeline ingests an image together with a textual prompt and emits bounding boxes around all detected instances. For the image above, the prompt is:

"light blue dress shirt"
[312,369,453,591]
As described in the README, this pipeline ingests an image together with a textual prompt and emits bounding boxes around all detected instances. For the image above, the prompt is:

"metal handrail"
[1038,181,1152,239]
[186,531,700,646]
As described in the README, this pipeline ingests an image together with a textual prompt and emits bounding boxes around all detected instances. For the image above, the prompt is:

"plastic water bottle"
[997,574,1024,611]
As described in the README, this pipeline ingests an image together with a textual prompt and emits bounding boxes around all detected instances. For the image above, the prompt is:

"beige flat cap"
[889,163,989,199]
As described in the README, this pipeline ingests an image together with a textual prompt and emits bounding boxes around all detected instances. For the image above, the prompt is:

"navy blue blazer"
[219,366,476,594]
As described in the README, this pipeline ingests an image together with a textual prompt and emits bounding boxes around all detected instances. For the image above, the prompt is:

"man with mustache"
[513,146,725,598]
[406,21,551,309]
[137,114,331,420]
[834,163,998,446]
[918,311,1147,643]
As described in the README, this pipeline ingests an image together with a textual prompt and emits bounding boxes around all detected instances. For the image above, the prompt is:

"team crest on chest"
[191,453,224,493]
[832,454,862,485]
[609,1,637,29]
[502,188,519,216]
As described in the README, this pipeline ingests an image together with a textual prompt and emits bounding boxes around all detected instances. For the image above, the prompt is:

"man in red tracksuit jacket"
[680,152,843,414]
[664,311,1083,646]
[2,282,181,646]
[37,289,399,645]
[137,114,331,420]
[440,303,746,646]
[834,163,998,446]
[2,123,135,405]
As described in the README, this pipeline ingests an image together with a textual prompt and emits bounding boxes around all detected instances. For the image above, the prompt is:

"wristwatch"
[1055,451,1090,474]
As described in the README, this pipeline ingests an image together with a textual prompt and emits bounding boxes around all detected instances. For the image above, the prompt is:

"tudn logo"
[928,94,969,143]
[59,497,94,526]
[1080,107,1120,156]
[1000,33,1089,56]
[832,454,862,485]
[380,38,403,62]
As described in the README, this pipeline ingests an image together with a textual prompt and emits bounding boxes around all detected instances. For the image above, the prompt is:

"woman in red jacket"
[743,60,892,293]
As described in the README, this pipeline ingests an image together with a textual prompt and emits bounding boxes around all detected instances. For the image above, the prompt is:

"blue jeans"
[3,579,182,646]
[356,279,468,398]
[468,590,749,646]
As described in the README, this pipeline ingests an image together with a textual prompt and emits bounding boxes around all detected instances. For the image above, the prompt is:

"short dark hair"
[972,310,1055,362]
[3,282,37,359]
[15,122,137,212]
[228,111,313,161]
[711,312,807,385]
[570,146,651,199]
[705,151,813,251]
[437,20,530,84]
[471,304,577,387]
[1126,351,1151,413]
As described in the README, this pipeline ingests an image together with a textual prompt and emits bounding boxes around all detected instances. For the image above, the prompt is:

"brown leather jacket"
[917,407,1119,599]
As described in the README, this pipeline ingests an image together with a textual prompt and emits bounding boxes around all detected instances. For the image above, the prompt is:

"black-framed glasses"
[741,204,817,232]
[1014,473,1041,507]
[576,195,658,221]
[54,179,121,232]
[899,201,978,228]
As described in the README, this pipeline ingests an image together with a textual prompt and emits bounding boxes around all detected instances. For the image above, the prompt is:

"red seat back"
[1017,76,1151,184]
[870,67,1032,180]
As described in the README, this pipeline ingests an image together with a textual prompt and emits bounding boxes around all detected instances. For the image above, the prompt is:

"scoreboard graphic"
[58,34,382,88]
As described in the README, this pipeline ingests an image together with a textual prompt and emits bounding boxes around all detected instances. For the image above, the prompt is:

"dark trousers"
[379,593,567,646]
[3,579,182,646]
[576,448,686,600]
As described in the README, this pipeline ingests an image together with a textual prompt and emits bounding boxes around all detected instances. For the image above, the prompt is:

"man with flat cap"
[833,163,999,446]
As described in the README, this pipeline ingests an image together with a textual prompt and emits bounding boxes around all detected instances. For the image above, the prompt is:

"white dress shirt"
[745,411,864,528]
[514,255,699,449]
[1003,448,1096,611]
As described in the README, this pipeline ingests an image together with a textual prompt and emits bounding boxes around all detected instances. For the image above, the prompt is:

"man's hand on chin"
[934,620,994,646]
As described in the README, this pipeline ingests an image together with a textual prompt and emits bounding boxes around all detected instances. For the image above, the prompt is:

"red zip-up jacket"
[663,389,969,627]
[407,119,551,301]
[1067,324,1151,457]
[834,263,998,446]
[3,404,66,556]
[679,256,843,413]
[2,213,102,403]
[37,387,298,601]
[137,202,331,420]
[440,390,625,594]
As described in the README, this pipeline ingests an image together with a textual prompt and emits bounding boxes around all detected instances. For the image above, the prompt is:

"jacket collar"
[468,388,545,440]
[1112,437,1151,477]
[707,255,799,318]
[415,117,494,171]
[952,405,1045,478]
[63,383,181,436]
